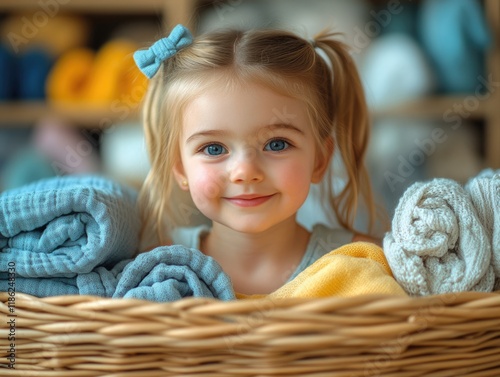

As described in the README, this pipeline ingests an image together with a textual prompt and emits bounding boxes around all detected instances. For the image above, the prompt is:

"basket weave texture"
[1,291,500,376]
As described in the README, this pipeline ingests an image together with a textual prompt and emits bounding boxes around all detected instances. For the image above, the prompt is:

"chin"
[229,223,270,234]
[215,217,271,234]
[226,217,293,234]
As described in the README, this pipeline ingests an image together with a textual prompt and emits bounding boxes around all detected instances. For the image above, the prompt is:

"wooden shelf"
[485,0,500,168]
[0,102,139,128]
[0,0,198,31]
[372,95,490,120]
[0,0,166,14]
[0,95,489,129]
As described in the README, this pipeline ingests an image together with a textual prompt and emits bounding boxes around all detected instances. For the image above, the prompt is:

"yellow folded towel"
[46,48,95,104]
[84,39,146,105]
[46,39,147,106]
[237,242,407,299]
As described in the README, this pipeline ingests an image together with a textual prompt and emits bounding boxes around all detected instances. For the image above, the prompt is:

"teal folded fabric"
[4,246,235,301]
[419,0,491,93]
[0,175,140,278]
[0,175,234,301]
[112,245,235,301]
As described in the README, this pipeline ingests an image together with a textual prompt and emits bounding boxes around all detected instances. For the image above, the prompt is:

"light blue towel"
[0,175,140,278]
[112,245,235,301]
[418,0,491,93]
[6,246,236,301]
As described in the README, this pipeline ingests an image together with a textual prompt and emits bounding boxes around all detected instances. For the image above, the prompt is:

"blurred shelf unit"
[372,95,491,120]
[0,0,197,29]
[0,93,489,130]
[484,0,500,168]
[368,0,500,169]
[0,101,139,129]
[0,0,197,128]
[0,0,499,167]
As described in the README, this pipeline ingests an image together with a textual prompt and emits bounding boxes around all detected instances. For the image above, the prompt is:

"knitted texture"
[384,178,495,296]
[465,169,500,288]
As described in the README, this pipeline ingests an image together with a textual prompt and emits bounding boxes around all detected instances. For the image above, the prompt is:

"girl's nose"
[228,149,264,183]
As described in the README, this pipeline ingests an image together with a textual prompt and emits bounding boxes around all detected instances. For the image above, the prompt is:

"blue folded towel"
[8,246,235,301]
[112,245,235,301]
[418,0,491,93]
[0,175,140,278]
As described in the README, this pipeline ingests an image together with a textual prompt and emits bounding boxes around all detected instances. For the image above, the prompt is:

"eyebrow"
[185,123,304,144]
[267,123,305,135]
[186,130,229,144]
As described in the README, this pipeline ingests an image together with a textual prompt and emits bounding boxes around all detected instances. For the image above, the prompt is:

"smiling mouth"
[225,194,274,207]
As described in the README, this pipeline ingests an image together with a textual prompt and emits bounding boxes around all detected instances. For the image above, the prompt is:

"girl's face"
[174,80,330,233]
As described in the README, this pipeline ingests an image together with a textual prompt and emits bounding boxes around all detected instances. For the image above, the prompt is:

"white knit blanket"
[465,169,500,289]
[384,178,495,296]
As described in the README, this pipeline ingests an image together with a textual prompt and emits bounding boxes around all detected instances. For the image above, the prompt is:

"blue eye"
[203,143,227,156]
[265,139,289,152]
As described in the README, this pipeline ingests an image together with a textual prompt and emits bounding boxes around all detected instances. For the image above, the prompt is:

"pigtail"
[137,73,177,250]
[313,31,380,235]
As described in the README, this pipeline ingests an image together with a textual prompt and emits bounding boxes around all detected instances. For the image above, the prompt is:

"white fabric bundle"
[465,169,500,289]
[384,178,495,296]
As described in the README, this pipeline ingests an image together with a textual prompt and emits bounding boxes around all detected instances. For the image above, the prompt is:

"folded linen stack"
[10,245,235,301]
[0,175,235,301]
[0,175,140,277]
[384,171,498,296]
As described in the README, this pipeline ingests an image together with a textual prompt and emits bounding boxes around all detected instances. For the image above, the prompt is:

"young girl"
[135,24,381,295]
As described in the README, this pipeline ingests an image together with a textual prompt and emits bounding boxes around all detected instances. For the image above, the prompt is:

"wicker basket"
[1,291,500,376]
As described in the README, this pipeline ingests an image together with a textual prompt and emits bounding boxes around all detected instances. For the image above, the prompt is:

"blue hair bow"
[134,24,193,79]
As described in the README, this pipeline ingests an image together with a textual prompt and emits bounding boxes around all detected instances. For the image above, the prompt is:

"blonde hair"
[138,27,379,249]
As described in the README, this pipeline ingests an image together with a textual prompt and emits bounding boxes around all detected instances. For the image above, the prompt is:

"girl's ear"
[172,159,189,191]
[311,136,334,183]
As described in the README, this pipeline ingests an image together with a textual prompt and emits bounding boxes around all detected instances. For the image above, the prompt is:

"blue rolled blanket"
[0,175,235,301]
[112,245,235,301]
[9,246,235,301]
[0,175,140,278]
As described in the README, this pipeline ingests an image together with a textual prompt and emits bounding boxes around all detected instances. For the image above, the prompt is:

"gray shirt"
[171,224,353,283]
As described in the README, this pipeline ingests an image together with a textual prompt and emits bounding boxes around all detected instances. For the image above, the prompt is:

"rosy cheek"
[277,162,312,196]
[189,165,228,202]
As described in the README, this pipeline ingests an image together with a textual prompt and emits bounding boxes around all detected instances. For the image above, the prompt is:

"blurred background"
[0,0,498,227]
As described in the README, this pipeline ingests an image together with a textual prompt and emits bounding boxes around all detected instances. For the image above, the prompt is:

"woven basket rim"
[2,291,500,376]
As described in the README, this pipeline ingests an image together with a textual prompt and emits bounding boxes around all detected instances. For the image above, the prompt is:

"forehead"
[181,79,310,134]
